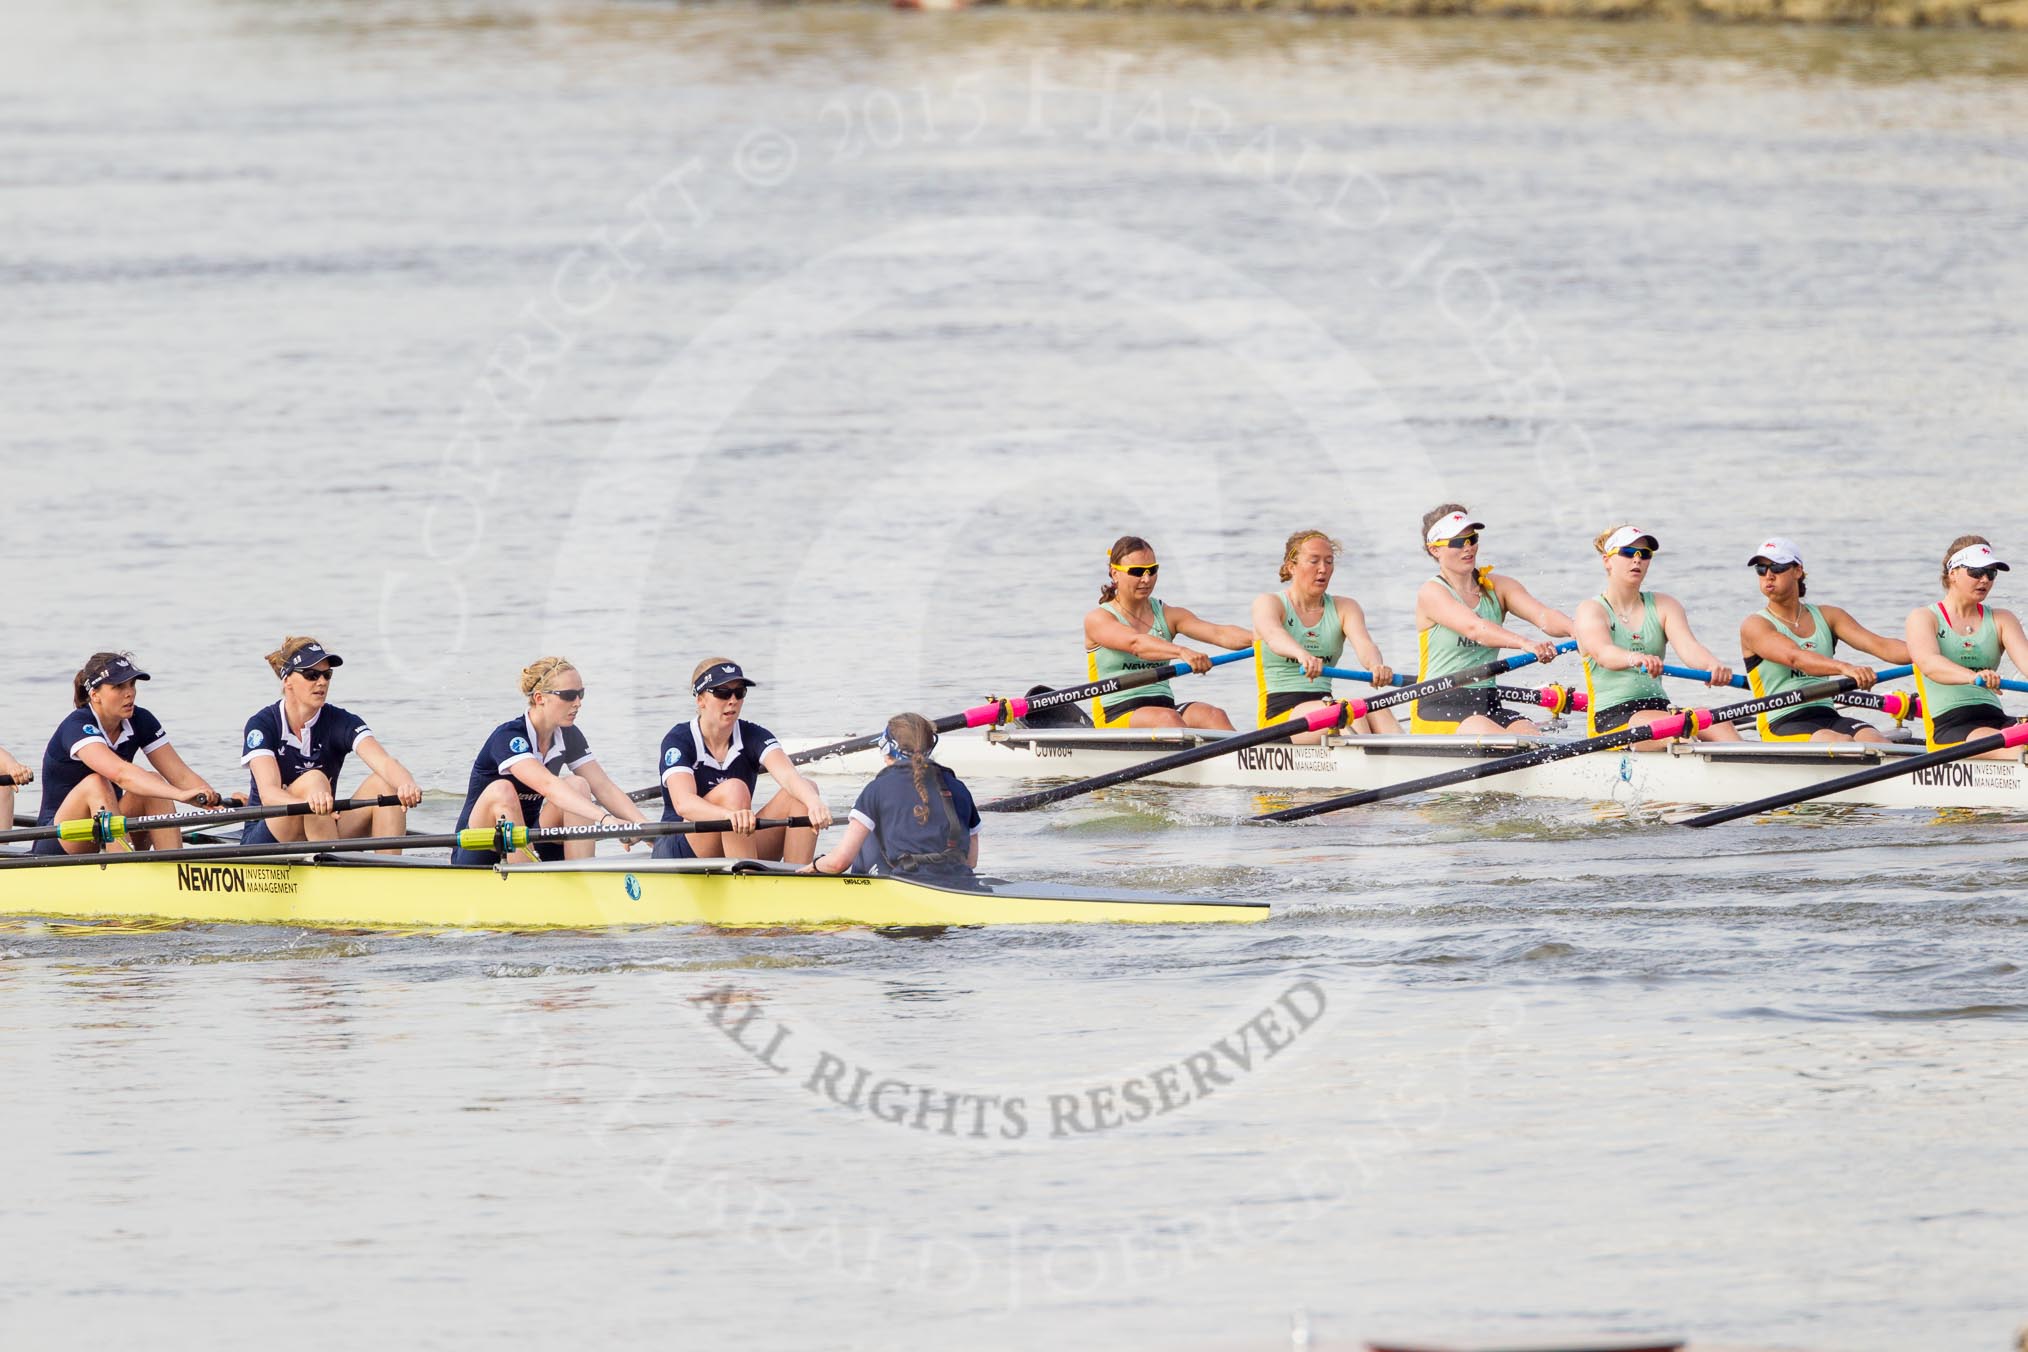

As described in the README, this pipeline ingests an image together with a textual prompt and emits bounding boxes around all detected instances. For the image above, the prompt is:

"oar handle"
[1320,666,1409,687]
[1659,663,1749,690]
[0,775,22,787]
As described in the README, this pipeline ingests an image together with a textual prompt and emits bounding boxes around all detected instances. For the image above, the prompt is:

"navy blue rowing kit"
[452,716,596,865]
[238,701,373,845]
[31,706,170,854]
[653,717,782,859]
[847,761,980,881]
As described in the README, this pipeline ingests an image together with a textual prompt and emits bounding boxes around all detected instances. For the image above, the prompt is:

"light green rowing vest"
[1091,599,1175,711]
[1261,592,1344,695]
[1923,603,2003,723]
[1418,573,1503,689]
[1584,592,1667,714]
[1749,603,1836,715]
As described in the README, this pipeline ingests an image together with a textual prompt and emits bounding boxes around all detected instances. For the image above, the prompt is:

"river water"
[3,2,2027,1348]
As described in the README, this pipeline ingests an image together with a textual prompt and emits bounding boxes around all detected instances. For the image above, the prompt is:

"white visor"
[1425,511,1486,545]
[1947,543,2010,573]
[1747,537,1804,568]
[1602,526,1660,554]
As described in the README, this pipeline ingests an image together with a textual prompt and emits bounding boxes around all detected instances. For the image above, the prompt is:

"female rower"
[237,637,424,850]
[1574,525,1742,748]
[450,656,647,865]
[1084,535,1254,729]
[32,652,228,855]
[1739,538,1910,743]
[1411,505,1573,735]
[806,714,979,883]
[0,744,29,829]
[1904,537,2028,753]
[655,659,831,863]
[1250,529,1401,744]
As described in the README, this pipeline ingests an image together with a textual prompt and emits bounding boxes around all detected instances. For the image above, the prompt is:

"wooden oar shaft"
[0,817,817,871]
[1682,727,2028,827]
[1258,677,1859,822]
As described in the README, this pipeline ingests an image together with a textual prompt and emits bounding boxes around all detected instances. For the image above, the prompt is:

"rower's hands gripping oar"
[1257,676,1863,823]
[1682,723,2028,828]
[0,795,410,846]
[626,648,1259,803]
[982,645,1575,814]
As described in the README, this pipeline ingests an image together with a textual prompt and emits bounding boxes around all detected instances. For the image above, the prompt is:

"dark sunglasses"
[543,687,586,702]
[1963,566,2003,582]
[705,685,749,701]
[1113,564,1159,579]
[1436,533,1479,550]
[297,668,334,682]
[1615,546,1656,560]
[1751,562,1797,577]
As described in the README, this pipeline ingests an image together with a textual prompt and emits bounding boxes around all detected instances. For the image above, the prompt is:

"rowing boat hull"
[801,730,2028,813]
[2,856,1267,929]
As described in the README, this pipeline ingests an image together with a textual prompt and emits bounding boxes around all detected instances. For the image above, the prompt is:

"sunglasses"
[1110,562,1159,579]
[705,685,749,701]
[543,688,586,702]
[295,667,335,682]
[1751,562,1797,577]
[1435,533,1479,550]
[1615,547,1656,560]
[1962,566,2003,582]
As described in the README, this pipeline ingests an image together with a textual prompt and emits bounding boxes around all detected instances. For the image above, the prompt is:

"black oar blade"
[1682,726,2023,827]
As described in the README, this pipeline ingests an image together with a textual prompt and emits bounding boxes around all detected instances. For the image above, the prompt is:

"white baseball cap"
[1601,525,1660,554]
[1947,542,2010,573]
[1747,537,1804,568]
[1424,510,1486,545]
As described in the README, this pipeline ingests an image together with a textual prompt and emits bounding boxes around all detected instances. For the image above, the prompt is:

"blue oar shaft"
[1323,641,1575,688]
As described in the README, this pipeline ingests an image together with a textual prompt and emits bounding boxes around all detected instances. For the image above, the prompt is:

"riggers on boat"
[0,853,1267,930]
[799,727,2028,813]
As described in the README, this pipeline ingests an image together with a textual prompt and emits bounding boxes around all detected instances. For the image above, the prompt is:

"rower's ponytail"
[1279,530,1339,583]
[885,713,940,824]
[1942,534,1991,590]
[519,656,577,701]
[72,651,126,709]
[265,636,321,679]
[1099,535,1155,603]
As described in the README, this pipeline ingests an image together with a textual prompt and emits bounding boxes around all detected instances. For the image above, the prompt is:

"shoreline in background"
[890,0,2028,30]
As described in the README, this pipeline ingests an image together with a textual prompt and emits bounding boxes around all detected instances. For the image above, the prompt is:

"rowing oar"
[0,816,818,870]
[1660,663,1749,689]
[626,648,1259,803]
[1257,675,1863,823]
[1839,689,1920,719]
[981,644,1576,814]
[0,795,406,847]
[0,773,28,787]
[1683,724,2028,828]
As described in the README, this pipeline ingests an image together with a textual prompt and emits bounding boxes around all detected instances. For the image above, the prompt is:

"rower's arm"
[1084,607,1193,664]
[1656,594,1733,685]
[1822,606,1912,667]
[135,742,226,806]
[246,753,300,806]
[571,760,646,824]
[760,746,832,827]
[1906,608,1979,685]
[507,758,607,820]
[1251,593,1311,665]
[1336,597,1388,675]
[0,744,32,782]
[809,819,871,874]
[1997,609,2028,677]
[1167,607,1253,652]
[1420,579,1551,653]
[352,735,424,807]
[1491,575,1575,639]
[76,740,194,802]
[1741,614,1862,679]
[663,767,737,824]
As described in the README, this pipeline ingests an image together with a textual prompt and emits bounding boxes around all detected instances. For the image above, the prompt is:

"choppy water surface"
[3,2,2027,1348]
